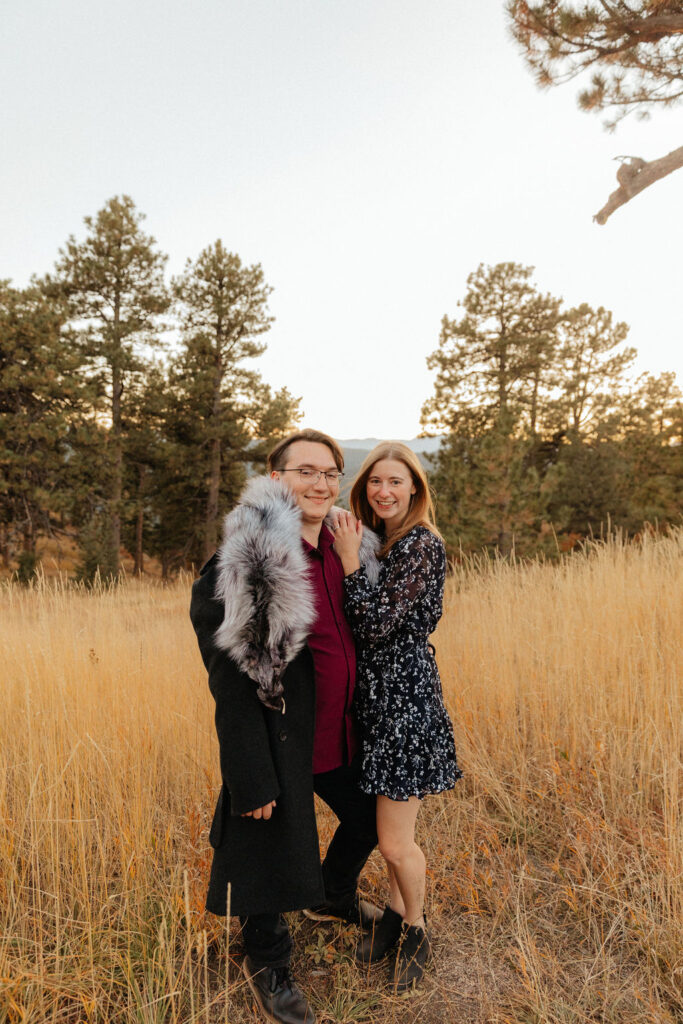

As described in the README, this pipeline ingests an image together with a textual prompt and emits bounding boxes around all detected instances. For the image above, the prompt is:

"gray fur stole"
[213,476,380,709]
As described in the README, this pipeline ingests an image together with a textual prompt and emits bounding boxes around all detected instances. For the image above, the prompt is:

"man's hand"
[332,511,363,575]
[241,800,277,820]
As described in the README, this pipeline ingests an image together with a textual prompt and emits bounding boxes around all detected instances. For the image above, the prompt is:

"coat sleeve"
[190,571,281,816]
[343,528,444,644]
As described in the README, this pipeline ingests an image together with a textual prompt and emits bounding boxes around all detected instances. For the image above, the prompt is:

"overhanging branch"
[594,144,683,224]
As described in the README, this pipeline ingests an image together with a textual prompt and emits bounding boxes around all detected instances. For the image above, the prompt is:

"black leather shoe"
[392,922,431,992]
[242,957,316,1024]
[303,896,382,929]
[355,905,403,965]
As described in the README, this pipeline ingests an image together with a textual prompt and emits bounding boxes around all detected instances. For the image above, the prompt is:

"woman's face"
[366,458,416,532]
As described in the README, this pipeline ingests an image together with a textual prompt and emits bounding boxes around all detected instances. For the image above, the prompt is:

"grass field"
[1,529,681,1023]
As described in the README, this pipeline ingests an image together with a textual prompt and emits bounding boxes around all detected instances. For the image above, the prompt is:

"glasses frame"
[278,468,344,484]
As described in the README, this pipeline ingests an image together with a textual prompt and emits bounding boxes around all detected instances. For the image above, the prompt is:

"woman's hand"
[241,800,277,820]
[332,511,363,575]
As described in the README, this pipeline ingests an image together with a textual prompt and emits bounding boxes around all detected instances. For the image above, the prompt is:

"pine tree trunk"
[110,293,123,574]
[497,446,513,557]
[22,511,35,554]
[203,353,224,563]
[0,522,10,568]
[497,485,513,556]
[530,372,540,435]
[204,436,221,562]
[111,370,123,573]
[497,525,512,557]
[134,506,144,575]
[133,465,147,575]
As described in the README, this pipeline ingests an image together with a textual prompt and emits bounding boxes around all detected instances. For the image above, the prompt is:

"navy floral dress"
[343,525,462,801]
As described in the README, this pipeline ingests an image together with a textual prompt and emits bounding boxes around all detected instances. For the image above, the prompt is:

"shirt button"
[278,730,287,742]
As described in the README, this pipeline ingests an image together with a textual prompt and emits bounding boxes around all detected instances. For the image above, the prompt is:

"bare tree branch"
[594,144,683,224]
[619,14,683,38]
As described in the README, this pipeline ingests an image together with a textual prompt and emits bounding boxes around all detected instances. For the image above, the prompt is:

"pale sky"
[2,0,681,438]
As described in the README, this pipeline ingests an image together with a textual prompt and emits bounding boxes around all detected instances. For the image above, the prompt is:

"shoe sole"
[302,908,344,923]
[303,903,382,928]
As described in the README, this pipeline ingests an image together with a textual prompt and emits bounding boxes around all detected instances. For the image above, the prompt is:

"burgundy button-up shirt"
[302,524,358,774]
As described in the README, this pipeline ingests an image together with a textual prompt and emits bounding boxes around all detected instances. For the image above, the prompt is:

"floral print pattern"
[344,526,462,801]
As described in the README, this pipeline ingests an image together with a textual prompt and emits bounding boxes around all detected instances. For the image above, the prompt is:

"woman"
[332,442,461,991]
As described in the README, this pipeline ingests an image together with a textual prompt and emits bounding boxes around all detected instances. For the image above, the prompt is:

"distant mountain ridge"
[340,437,443,455]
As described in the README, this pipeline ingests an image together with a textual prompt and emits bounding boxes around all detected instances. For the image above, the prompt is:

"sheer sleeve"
[343,528,444,644]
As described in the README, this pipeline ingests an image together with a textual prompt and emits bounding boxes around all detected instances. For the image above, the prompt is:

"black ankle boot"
[355,905,403,965]
[242,957,316,1024]
[392,921,431,992]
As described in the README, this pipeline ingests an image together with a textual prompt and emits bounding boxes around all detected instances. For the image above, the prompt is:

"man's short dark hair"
[267,429,345,473]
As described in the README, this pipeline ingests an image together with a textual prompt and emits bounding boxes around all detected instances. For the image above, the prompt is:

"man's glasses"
[279,468,344,484]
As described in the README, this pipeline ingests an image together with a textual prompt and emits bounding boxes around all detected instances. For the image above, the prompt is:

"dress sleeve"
[343,528,443,644]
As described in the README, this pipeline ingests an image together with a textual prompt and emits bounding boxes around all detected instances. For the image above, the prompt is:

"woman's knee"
[378,836,414,866]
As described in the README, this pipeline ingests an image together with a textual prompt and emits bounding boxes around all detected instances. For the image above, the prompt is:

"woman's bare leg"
[387,863,405,917]
[376,795,425,929]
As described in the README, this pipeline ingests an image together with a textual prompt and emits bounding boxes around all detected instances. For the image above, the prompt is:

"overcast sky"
[2,0,681,439]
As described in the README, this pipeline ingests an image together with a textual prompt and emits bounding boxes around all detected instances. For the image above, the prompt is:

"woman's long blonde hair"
[350,442,441,556]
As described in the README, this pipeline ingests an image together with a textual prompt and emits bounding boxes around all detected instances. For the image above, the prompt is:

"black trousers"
[241,755,377,968]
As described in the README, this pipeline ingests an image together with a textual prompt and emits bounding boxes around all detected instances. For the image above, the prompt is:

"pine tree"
[173,240,276,561]
[552,303,635,437]
[422,262,561,436]
[619,372,683,527]
[144,370,300,574]
[422,263,561,555]
[50,196,170,573]
[0,281,92,565]
[120,364,169,575]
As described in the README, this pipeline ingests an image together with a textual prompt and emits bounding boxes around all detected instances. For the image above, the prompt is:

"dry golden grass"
[1,530,681,1023]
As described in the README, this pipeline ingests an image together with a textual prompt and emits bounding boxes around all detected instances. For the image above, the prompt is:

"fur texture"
[214,476,380,708]
[326,506,381,586]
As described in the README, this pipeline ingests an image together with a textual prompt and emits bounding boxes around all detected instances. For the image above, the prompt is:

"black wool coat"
[190,555,326,917]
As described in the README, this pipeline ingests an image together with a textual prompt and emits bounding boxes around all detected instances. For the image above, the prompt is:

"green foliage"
[422,262,561,436]
[619,371,683,528]
[550,303,634,436]
[172,240,300,562]
[142,367,250,573]
[1,200,301,577]
[547,437,630,536]
[0,280,94,559]
[74,511,120,585]
[6,196,676,574]
[423,262,681,557]
[430,419,552,557]
[119,364,170,574]
[16,551,39,585]
[49,195,171,572]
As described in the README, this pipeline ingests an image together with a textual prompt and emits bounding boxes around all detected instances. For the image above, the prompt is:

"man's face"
[271,440,340,525]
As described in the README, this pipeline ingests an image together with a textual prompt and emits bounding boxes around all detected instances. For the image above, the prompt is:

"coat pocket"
[208,785,226,849]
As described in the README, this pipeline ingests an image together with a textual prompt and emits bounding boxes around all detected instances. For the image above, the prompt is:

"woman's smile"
[366,459,416,531]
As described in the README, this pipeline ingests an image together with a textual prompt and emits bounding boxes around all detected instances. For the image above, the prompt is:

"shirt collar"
[302,523,334,555]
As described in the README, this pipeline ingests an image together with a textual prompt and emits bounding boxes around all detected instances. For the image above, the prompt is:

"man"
[190,429,380,1024]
